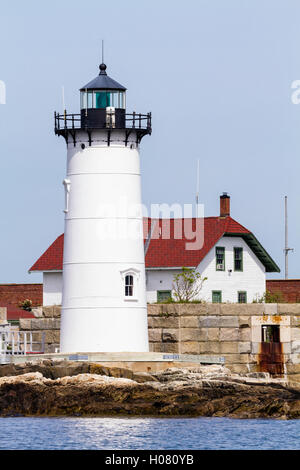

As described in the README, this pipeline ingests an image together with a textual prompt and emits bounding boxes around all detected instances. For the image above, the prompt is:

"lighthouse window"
[119,92,125,108]
[87,92,93,108]
[80,92,87,110]
[80,91,126,110]
[125,275,134,297]
[111,92,120,108]
[95,91,111,109]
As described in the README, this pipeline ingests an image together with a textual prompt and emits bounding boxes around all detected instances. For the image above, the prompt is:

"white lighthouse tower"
[55,61,152,353]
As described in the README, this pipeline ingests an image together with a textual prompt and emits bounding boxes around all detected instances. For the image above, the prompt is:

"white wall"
[60,132,149,353]
[146,236,266,303]
[146,269,182,303]
[42,236,266,305]
[197,236,266,303]
[43,272,63,306]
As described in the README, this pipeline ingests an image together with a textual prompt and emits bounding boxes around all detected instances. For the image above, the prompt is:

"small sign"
[68,355,89,361]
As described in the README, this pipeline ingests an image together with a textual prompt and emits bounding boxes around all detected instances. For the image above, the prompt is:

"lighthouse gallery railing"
[54,112,152,132]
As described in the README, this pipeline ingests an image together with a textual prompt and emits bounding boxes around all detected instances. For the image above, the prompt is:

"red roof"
[145,217,250,268]
[0,303,35,321]
[30,235,64,272]
[29,216,258,271]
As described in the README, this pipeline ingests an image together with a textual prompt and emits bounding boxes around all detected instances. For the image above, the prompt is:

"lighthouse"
[55,61,152,353]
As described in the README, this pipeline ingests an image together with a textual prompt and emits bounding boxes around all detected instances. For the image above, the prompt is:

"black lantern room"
[55,62,151,147]
[80,63,127,129]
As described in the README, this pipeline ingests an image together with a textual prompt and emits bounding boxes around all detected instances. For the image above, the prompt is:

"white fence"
[0,326,45,356]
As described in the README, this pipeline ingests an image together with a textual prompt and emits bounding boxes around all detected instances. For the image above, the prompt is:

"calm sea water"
[0,417,299,450]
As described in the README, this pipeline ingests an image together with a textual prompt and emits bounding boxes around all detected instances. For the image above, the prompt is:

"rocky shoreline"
[0,362,300,419]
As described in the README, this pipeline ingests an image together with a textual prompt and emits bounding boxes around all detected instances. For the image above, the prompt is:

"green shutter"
[212,291,222,303]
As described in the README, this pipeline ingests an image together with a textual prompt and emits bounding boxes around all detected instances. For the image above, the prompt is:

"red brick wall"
[0,284,43,308]
[266,280,300,303]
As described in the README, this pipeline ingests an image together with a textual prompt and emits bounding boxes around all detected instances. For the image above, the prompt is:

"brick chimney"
[220,193,230,217]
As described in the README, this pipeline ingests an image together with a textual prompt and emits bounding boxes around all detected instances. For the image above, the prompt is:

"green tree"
[172,267,207,302]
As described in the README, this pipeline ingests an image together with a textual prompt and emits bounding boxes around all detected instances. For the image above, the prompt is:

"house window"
[212,291,222,303]
[238,291,247,303]
[234,247,243,271]
[125,275,134,297]
[216,247,225,271]
[157,290,172,302]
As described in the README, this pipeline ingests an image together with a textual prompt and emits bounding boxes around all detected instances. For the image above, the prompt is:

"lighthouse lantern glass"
[80,90,125,110]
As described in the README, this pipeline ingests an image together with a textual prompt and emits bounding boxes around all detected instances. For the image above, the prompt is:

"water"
[0,417,299,450]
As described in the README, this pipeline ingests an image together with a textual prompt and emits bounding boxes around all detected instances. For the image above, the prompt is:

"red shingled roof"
[29,235,64,272]
[29,216,260,271]
[145,217,250,267]
[0,304,35,321]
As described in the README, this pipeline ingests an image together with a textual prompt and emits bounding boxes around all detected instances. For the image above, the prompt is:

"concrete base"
[6,352,225,373]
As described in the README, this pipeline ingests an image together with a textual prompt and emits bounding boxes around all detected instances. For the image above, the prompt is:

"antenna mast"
[196,159,200,217]
[284,196,293,279]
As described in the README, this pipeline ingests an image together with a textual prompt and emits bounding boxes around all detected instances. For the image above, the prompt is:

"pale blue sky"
[0,0,300,283]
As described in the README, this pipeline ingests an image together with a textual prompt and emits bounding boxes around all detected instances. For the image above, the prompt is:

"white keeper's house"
[29,193,280,305]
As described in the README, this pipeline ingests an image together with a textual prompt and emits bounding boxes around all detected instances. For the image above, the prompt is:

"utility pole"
[284,196,293,279]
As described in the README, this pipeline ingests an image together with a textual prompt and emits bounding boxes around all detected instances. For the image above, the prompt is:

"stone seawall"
[18,303,300,382]
[148,303,300,382]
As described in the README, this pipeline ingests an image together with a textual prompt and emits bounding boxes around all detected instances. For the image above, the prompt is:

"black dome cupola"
[81,63,127,91]
[80,63,127,116]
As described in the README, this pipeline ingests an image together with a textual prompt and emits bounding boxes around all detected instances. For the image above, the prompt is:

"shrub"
[18,299,33,311]
[172,267,207,302]
[253,290,285,303]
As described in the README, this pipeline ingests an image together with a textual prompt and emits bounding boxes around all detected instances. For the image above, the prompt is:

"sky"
[0,0,300,283]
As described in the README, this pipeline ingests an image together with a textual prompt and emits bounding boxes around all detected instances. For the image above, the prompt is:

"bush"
[253,290,285,303]
[18,299,33,311]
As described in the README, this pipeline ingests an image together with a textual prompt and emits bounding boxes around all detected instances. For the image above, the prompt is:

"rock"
[0,372,44,384]
[132,372,158,383]
[246,372,271,380]
[0,362,299,418]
